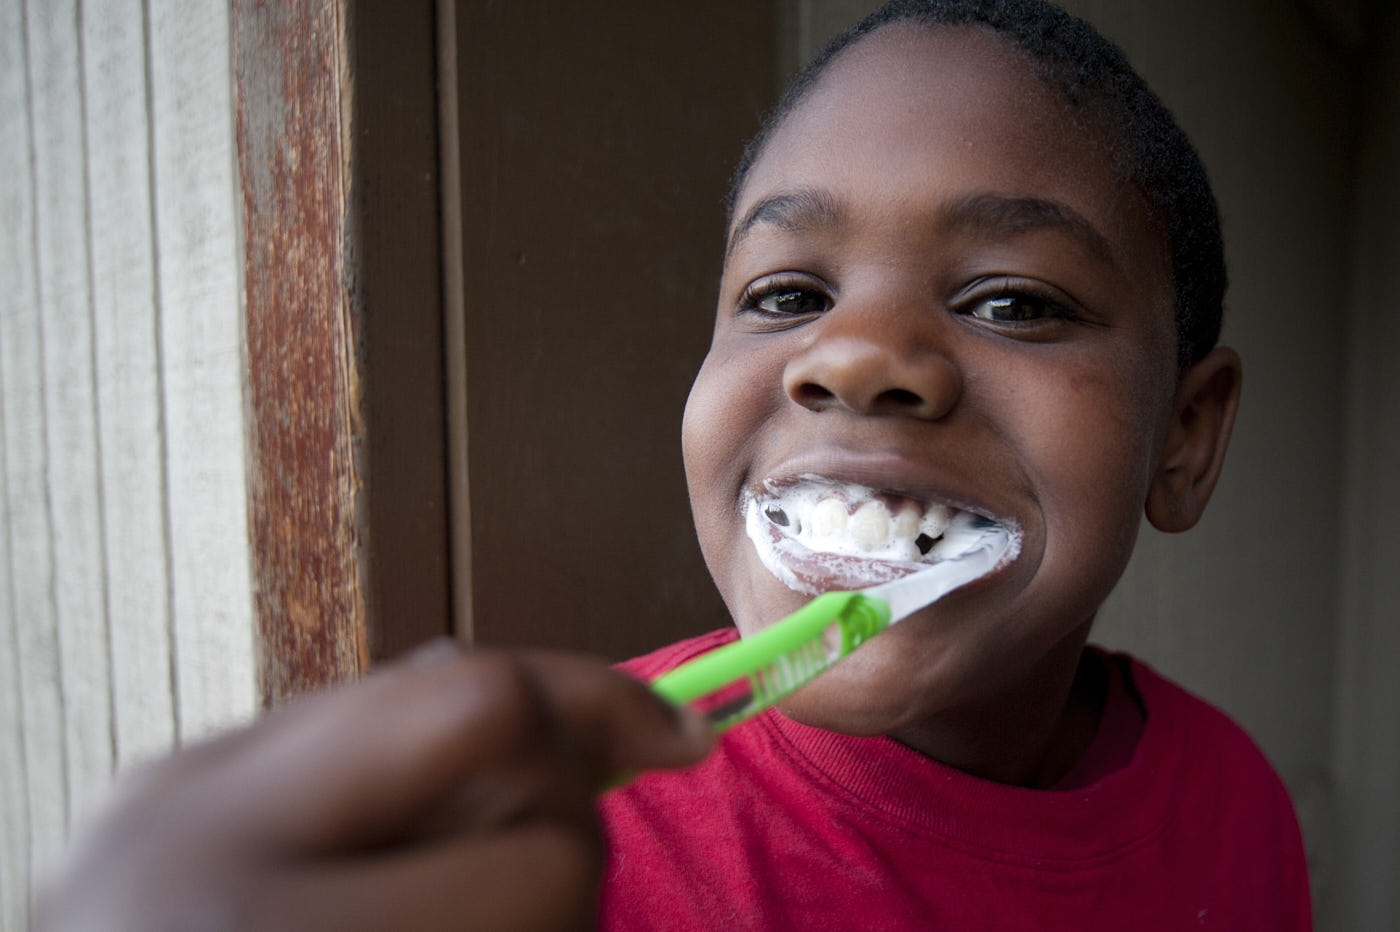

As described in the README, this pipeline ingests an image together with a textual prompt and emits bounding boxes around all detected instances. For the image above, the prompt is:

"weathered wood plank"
[0,486,28,931]
[0,0,67,899]
[29,0,117,827]
[232,0,367,702]
[148,0,257,738]
[82,0,176,766]
[0,9,32,927]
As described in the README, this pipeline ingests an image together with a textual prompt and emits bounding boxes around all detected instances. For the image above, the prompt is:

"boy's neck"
[889,620,1103,789]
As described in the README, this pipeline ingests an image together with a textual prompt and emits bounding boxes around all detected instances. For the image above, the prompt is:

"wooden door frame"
[231,0,453,703]
[229,0,777,696]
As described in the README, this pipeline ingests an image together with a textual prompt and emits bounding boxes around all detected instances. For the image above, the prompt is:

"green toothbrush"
[651,526,1011,733]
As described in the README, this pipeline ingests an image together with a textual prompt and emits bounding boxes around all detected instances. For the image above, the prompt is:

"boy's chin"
[767,633,956,737]
[725,583,979,735]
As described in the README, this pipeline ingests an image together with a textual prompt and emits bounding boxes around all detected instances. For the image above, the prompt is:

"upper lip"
[748,446,1013,526]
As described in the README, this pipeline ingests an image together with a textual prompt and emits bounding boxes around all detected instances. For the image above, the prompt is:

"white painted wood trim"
[148,0,256,742]
[1,0,69,906]
[83,0,177,768]
[0,2,257,926]
[30,0,117,832]
[0,5,34,923]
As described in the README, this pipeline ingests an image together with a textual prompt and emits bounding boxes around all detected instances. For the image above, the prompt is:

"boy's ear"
[1145,346,1243,533]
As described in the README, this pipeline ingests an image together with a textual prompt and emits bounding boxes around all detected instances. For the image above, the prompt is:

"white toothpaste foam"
[744,477,1018,595]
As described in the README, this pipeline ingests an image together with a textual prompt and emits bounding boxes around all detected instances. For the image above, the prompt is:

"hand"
[35,643,713,931]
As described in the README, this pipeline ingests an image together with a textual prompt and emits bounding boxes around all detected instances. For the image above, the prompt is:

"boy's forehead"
[743,28,1053,180]
[744,28,1086,202]
[730,24,1166,288]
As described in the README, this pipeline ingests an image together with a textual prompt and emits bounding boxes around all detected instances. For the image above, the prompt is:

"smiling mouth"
[744,476,1018,595]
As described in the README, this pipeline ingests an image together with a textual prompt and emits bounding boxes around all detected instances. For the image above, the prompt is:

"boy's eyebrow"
[726,188,1116,266]
[726,188,846,257]
[940,193,1116,265]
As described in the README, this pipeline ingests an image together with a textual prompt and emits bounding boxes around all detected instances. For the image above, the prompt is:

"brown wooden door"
[442,1,777,659]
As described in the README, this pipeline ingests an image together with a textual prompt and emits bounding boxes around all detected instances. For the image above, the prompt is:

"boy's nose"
[781,314,961,420]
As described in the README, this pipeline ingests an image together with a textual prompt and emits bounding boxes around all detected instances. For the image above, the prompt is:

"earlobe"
[1145,346,1243,533]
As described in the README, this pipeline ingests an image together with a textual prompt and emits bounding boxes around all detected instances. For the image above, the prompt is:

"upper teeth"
[756,480,953,564]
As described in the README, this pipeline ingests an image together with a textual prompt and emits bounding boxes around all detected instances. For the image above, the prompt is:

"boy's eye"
[755,288,831,316]
[967,293,1065,323]
[738,274,834,322]
[956,276,1085,333]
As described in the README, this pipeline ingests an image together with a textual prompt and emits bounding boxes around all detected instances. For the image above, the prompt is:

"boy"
[598,2,1307,927]
[39,2,1309,929]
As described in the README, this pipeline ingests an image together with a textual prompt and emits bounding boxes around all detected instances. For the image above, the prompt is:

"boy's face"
[682,26,1184,735]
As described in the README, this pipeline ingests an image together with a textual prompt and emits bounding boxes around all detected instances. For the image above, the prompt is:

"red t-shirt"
[599,630,1311,930]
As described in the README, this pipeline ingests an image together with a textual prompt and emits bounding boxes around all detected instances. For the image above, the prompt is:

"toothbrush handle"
[650,591,891,733]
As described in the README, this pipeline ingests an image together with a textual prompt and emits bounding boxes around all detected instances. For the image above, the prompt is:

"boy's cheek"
[681,351,799,617]
[1018,356,1172,490]
[679,364,723,491]
[680,365,746,547]
[680,350,768,484]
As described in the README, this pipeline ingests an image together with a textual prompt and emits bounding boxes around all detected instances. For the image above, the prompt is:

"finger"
[75,641,471,843]
[188,650,711,853]
[197,652,564,850]
[397,635,469,669]
[45,646,698,932]
[249,811,605,932]
[46,817,605,932]
[511,650,715,775]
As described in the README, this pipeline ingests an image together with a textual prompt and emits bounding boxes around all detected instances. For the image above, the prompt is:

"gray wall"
[786,1,1397,929]
[1334,5,1400,926]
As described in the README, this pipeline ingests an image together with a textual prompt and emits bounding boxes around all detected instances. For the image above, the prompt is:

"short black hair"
[727,0,1226,369]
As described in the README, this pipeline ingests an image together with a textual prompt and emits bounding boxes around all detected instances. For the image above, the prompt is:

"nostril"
[783,338,961,419]
[877,388,924,409]
[792,382,835,407]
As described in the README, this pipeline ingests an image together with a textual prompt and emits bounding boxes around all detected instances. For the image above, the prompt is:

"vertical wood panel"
[0,0,70,901]
[0,3,35,920]
[1,0,70,892]
[29,0,117,826]
[0,377,21,927]
[233,0,367,701]
[148,0,257,737]
[0,379,29,932]
[82,0,176,765]
[2,1,258,923]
